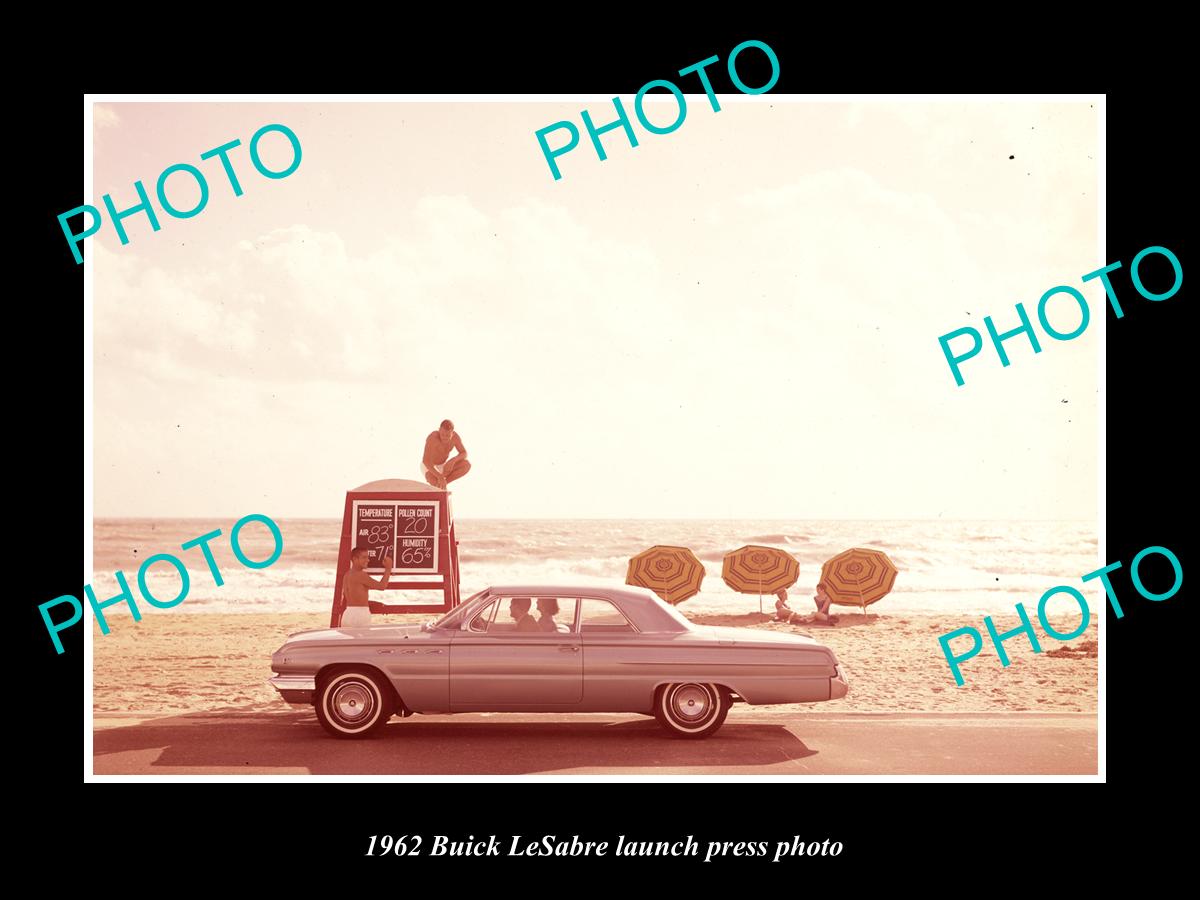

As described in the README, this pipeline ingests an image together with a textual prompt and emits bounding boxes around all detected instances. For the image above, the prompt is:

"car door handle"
[558,645,580,652]
[425,649,444,654]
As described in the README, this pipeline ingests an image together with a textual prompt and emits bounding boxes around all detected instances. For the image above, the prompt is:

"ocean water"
[90,518,1100,617]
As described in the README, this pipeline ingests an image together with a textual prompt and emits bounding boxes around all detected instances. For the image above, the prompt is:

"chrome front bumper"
[830,664,850,700]
[269,674,316,704]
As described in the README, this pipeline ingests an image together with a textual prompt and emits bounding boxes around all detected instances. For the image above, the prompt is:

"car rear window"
[579,598,635,633]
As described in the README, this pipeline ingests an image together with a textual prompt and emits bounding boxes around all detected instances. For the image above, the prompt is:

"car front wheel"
[315,669,393,739]
[654,683,729,739]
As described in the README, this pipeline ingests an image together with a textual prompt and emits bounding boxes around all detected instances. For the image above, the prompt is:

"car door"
[449,596,583,709]
[577,596,645,711]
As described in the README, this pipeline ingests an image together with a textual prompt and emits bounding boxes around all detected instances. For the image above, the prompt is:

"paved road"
[92,709,1097,775]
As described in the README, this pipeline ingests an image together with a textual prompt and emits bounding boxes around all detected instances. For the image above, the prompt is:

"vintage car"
[269,584,850,739]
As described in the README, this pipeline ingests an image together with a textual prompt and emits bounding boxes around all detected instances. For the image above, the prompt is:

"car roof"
[486,584,654,601]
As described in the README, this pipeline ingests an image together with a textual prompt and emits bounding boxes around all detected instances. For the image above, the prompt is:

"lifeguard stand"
[330,479,462,626]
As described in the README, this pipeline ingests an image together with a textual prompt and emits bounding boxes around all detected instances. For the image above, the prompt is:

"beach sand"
[91,611,1097,716]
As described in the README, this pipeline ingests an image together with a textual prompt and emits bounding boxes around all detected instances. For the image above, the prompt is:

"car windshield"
[430,589,491,629]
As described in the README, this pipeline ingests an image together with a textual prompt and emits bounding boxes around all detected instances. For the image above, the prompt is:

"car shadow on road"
[93,712,817,774]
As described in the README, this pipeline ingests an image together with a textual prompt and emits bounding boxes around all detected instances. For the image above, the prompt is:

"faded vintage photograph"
[89,98,1100,775]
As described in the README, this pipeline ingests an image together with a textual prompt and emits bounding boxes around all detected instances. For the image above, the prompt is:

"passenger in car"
[510,598,540,632]
[536,598,560,632]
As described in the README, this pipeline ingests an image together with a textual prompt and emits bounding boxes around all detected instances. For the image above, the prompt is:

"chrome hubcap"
[672,685,711,721]
[333,681,375,722]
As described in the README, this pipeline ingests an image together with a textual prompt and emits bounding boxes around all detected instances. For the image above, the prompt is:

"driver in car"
[510,597,541,632]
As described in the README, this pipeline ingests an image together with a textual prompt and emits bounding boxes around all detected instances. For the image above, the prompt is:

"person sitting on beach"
[509,597,540,633]
[774,588,797,623]
[812,582,838,624]
[422,419,471,489]
[536,598,561,632]
[340,546,393,628]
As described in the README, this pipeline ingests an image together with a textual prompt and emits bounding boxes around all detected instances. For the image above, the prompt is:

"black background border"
[21,25,1187,881]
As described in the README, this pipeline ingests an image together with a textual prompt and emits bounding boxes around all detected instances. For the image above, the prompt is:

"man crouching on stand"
[421,419,471,489]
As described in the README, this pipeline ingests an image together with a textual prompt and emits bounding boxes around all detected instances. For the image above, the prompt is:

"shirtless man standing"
[422,419,472,489]
[340,546,392,627]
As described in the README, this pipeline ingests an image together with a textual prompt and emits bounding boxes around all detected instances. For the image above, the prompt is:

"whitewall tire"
[315,669,393,739]
[654,683,730,739]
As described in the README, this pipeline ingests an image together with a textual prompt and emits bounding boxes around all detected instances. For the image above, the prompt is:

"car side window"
[487,597,532,634]
[579,598,636,634]
[470,597,580,634]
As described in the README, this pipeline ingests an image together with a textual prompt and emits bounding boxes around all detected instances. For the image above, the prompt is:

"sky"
[90,99,1099,519]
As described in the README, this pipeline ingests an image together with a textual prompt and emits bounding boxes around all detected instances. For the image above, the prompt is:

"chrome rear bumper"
[830,664,850,700]
[269,674,316,704]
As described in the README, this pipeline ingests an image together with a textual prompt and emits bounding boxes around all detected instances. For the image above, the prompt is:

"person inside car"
[536,598,561,632]
[510,597,540,632]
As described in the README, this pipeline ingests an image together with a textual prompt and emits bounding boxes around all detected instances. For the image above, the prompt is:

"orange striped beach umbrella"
[626,545,706,605]
[820,548,899,616]
[721,545,800,613]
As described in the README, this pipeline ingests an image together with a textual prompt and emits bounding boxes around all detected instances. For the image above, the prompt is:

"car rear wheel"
[654,683,729,739]
[315,669,393,739]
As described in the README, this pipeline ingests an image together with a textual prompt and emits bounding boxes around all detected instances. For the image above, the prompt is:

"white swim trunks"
[417,465,446,487]
[341,606,372,628]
